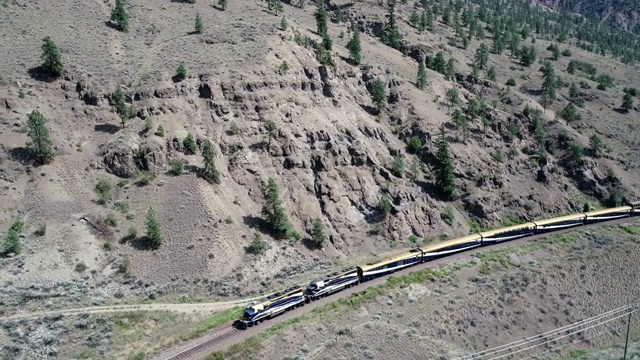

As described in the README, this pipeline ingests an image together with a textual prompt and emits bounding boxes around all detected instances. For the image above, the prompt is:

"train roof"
[358,248,422,271]
[627,201,640,207]
[419,234,482,253]
[532,213,586,226]
[310,267,357,284]
[478,222,536,237]
[248,286,303,307]
[583,206,631,216]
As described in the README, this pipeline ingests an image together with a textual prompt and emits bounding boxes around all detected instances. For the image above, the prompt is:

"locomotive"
[238,201,640,329]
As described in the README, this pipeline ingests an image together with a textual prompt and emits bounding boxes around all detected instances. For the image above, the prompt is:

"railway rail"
[153,213,640,360]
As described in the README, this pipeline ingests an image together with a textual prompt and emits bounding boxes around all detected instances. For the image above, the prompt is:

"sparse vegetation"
[146,207,163,249]
[26,110,55,165]
[40,36,63,77]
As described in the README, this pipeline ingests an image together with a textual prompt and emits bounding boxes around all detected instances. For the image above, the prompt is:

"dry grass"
[1,0,640,357]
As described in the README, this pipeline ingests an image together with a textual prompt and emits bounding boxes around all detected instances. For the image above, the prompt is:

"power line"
[486,308,638,360]
[453,304,638,360]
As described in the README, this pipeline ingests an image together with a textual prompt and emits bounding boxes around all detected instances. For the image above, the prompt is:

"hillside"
[1,0,640,357]
[536,0,640,34]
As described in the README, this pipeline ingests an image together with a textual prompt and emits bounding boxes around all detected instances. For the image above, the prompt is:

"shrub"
[441,206,455,226]
[247,232,267,255]
[170,158,184,175]
[95,178,112,205]
[75,262,88,272]
[506,78,516,86]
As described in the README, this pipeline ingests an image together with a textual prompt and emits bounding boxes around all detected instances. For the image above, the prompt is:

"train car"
[628,201,640,215]
[238,286,305,328]
[533,213,586,233]
[582,206,631,224]
[478,222,536,245]
[306,268,359,301]
[419,234,483,261]
[357,248,424,282]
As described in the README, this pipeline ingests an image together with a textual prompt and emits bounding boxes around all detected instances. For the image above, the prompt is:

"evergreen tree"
[183,133,197,155]
[261,178,292,237]
[176,62,187,81]
[195,13,203,34]
[202,139,221,184]
[40,36,63,77]
[540,60,556,102]
[321,31,332,51]
[383,4,401,49]
[346,29,362,65]
[569,82,579,103]
[392,155,404,177]
[218,0,227,10]
[264,119,277,147]
[416,60,428,90]
[434,125,456,199]
[520,45,536,66]
[444,58,455,81]
[113,86,131,128]
[474,43,489,70]
[430,51,446,73]
[409,11,420,28]
[622,92,634,112]
[314,3,328,36]
[311,218,326,248]
[451,108,468,141]
[110,0,129,32]
[2,219,23,257]
[589,134,603,158]
[559,102,580,122]
[280,16,288,31]
[272,0,283,15]
[146,207,163,249]
[446,87,459,107]
[370,79,387,113]
[486,66,496,81]
[419,10,427,33]
[26,110,55,165]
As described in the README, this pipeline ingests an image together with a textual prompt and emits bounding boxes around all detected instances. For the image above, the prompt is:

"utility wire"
[486,308,638,360]
[453,304,637,360]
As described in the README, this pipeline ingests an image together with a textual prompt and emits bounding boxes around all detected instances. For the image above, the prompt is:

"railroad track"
[163,322,240,360]
[153,215,640,360]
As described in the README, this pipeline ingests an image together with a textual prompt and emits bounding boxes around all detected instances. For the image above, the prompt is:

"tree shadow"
[94,123,120,134]
[171,74,185,83]
[338,55,360,67]
[301,237,321,251]
[127,236,157,251]
[242,215,271,235]
[8,147,33,165]
[415,179,450,202]
[27,66,57,83]
[612,107,629,114]
[525,88,544,96]
[359,104,379,116]
[104,20,120,31]
[248,141,267,152]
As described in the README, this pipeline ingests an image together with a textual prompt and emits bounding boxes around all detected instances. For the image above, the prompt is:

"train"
[237,201,640,329]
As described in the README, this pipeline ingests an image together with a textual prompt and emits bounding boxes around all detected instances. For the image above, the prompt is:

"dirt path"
[0,297,263,321]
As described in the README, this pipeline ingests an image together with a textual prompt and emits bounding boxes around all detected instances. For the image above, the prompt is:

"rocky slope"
[0,0,639,311]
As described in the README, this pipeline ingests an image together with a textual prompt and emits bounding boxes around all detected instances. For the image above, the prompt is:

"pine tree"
[444,58,455,81]
[176,62,187,81]
[622,92,634,112]
[201,139,221,184]
[110,0,129,32]
[146,207,163,249]
[451,108,468,141]
[264,119,277,148]
[540,60,556,102]
[311,218,326,248]
[445,87,459,108]
[474,43,489,70]
[383,3,401,50]
[419,11,427,33]
[314,3,328,36]
[183,133,197,155]
[40,36,63,77]
[346,29,362,65]
[434,125,456,199]
[2,219,23,257]
[416,60,428,90]
[370,79,387,113]
[486,66,496,81]
[589,134,603,158]
[113,86,131,128]
[409,11,420,28]
[273,0,283,15]
[280,16,288,31]
[195,13,204,34]
[218,0,227,10]
[261,178,292,237]
[26,110,55,165]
